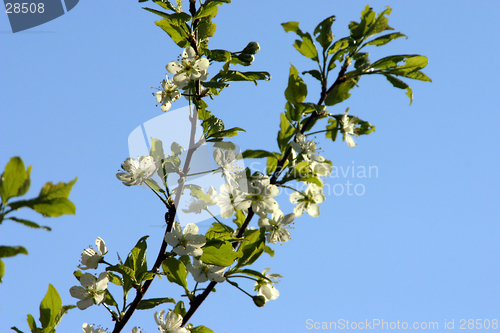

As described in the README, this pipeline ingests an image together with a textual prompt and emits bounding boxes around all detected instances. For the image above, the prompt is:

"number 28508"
[5,3,45,14]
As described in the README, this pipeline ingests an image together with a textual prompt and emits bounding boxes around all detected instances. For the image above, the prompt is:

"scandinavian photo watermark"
[249,160,379,197]
[306,318,499,330]
[3,0,79,32]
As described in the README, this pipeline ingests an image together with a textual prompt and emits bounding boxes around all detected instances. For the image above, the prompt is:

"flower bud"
[242,41,261,54]
[253,295,266,307]
[237,53,255,64]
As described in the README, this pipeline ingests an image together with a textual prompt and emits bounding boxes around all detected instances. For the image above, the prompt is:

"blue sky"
[1,1,499,332]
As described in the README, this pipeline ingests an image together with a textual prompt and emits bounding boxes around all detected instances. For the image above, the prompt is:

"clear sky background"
[1,1,499,332]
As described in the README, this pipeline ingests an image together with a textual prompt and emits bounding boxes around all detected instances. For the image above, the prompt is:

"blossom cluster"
[70,237,109,311]
[155,46,210,112]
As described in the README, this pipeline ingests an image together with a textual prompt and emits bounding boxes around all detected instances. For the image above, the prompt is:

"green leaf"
[235,229,265,268]
[284,64,307,105]
[7,217,51,231]
[198,16,217,41]
[107,272,123,286]
[8,178,77,217]
[155,19,190,48]
[10,327,24,333]
[0,157,29,204]
[0,245,28,258]
[370,54,427,71]
[282,21,319,61]
[314,15,335,49]
[147,10,191,24]
[363,32,406,47]
[327,38,353,71]
[264,245,274,257]
[143,7,171,19]
[356,118,376,136]
[207,127,245,139]
[371,55,431,82]
[384,74,413,104]
[204,49,231,62]
[103,290,118,307]
[234,268,270,281]
[190,325,215,333]
[327,37,351,56]
[17,165,31,198]
[353,52,371,71]
[281,21,305,37]
[365,6,393,38]
[349,5,375,40]
[138,271,156,283]
[232,209,245,229]
[39,284,62,329]
[53,304,75,328]
[324,79,357,106]
[200,240,241,266]
[221,70,270,85]
[26,314,38,332]
[326,118,339,142]
[173,300,187,317]
[152,0,176,12]
[241,150,278,160]
[302,69,322,82]
[205,222,235,241]
[162,257,188,289]
[277,113,295,153]
[266,156,278,176]
[0,259,4,283]
[137,297,176,310]
[150,137,165,163]
[293,36,319,61]
[106,265,136,284]
[194,1,219,19]
[126,236,149,281]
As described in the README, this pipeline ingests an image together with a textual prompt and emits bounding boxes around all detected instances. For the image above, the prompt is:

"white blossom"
[310,160,333,177]
[78,237,107,270]
[164,222,206,257]
[154,309,189,333]
[70,272,109,310]
[290,133,323,161]
[187,258,226,283]
[255,268,282,303]
[234,175,279,218]
[213,149,241,188]
[289,183,325,217]
[116,156,157,186]
[82,323,106,333]
[341,109,357,148]
[258,210,295,244]
[166,46,210,84]
[155,76,181,112]
[215,183,240,219]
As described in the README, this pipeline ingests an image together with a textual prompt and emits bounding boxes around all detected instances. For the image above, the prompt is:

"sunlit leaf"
[324,79,357,106]
[7,217,51,231]
[0,157,28,204]
[363,32,406,47]
[314,15,335,49]
[162,257,188,289]
[200,240,241,266]
[384,74,413,104]
[0,246,28,258]
[137,297,176,310]
[285,64,307,106]
[39,284,62,329]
